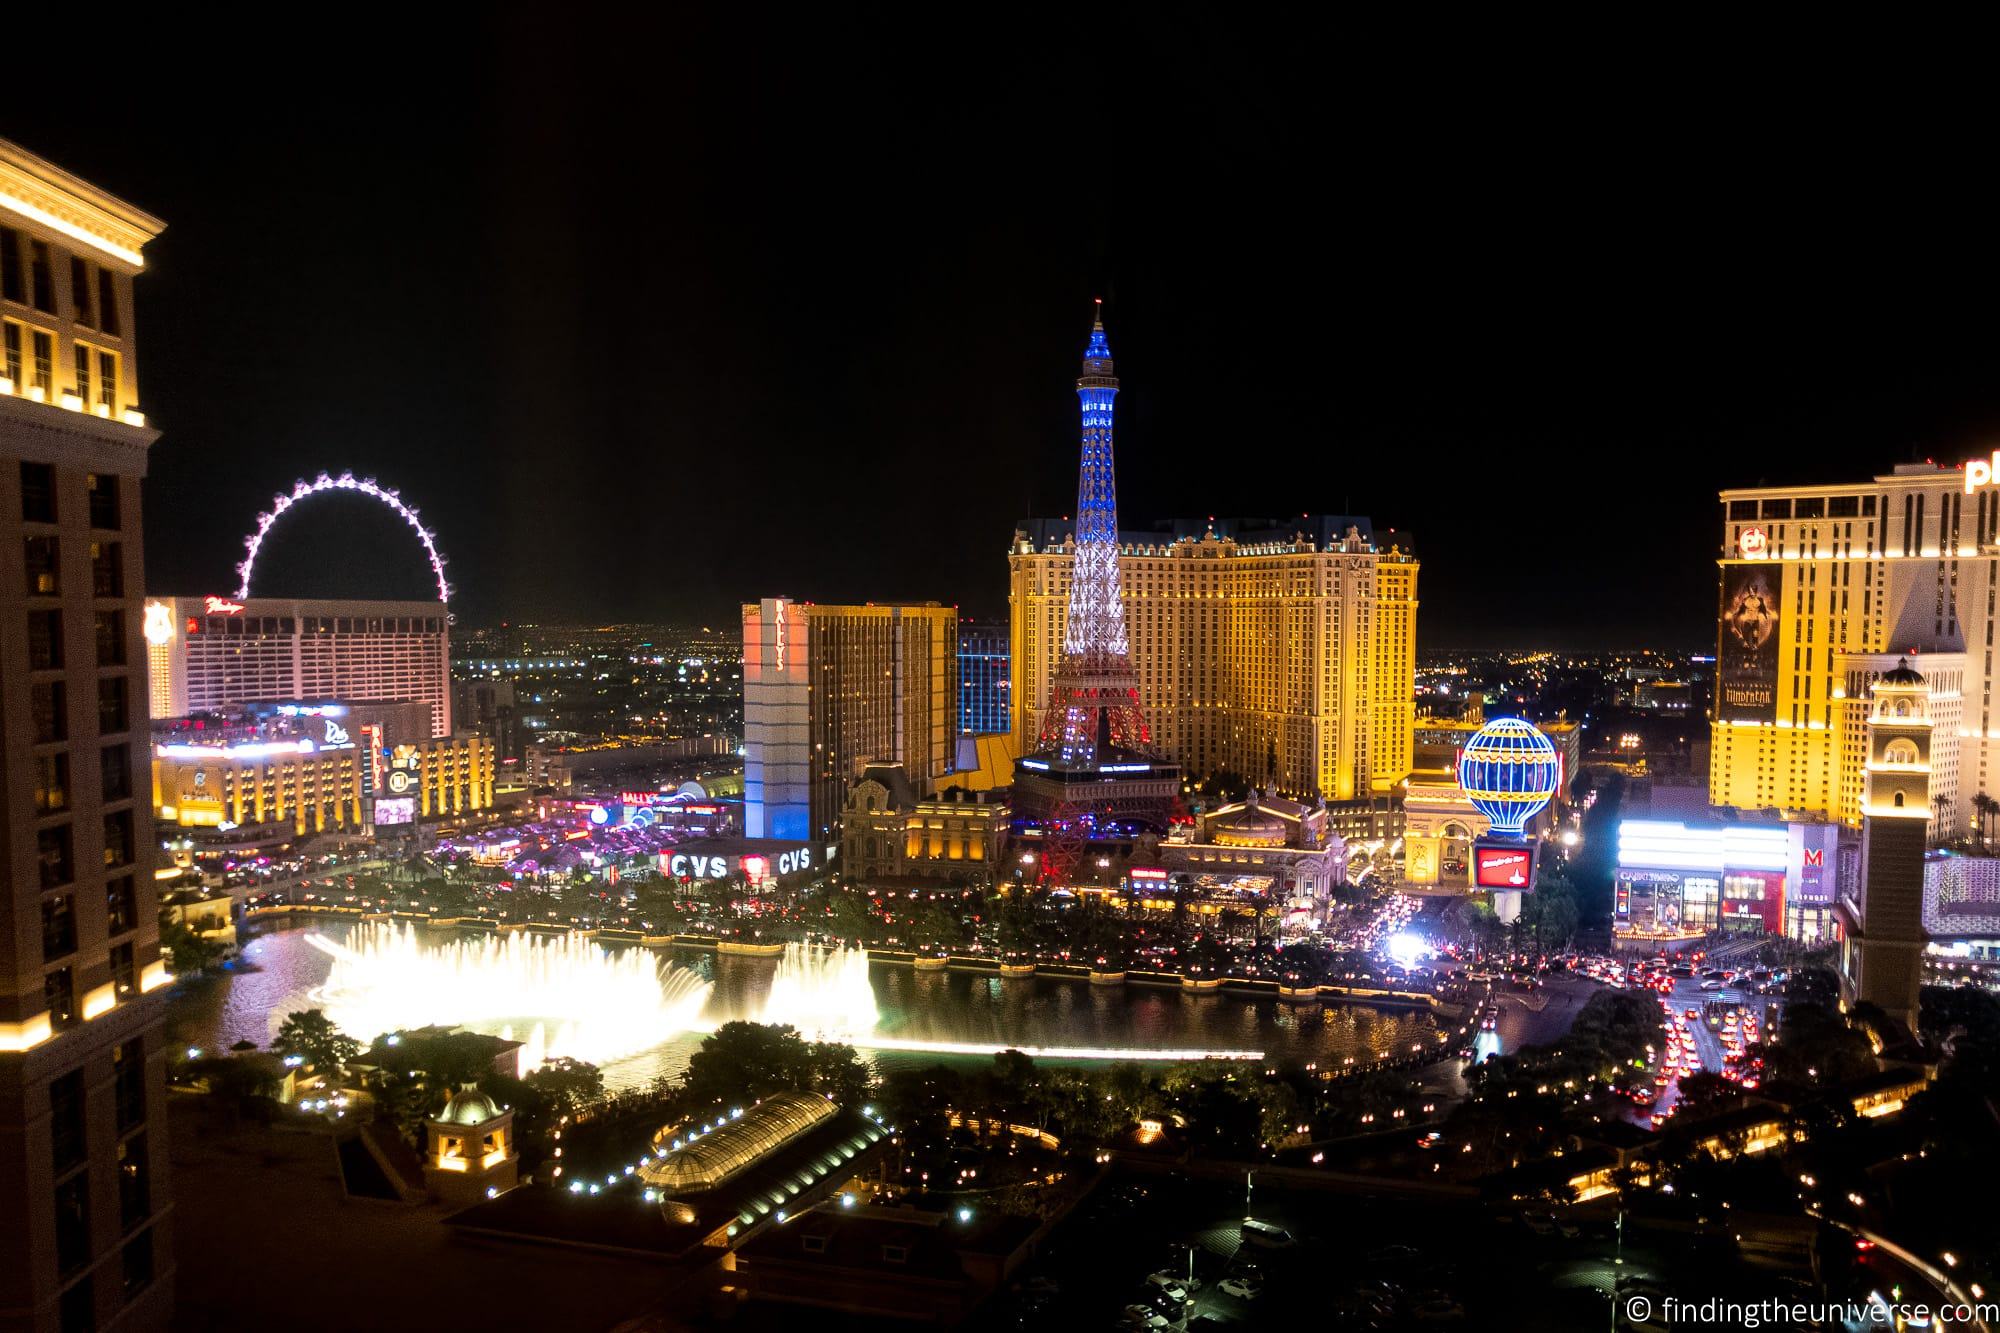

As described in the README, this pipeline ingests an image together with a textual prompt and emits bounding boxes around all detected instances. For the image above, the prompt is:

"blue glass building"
[958,621,1010,735]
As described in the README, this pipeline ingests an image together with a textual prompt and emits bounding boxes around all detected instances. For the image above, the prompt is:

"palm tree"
[1974,792,1999,849]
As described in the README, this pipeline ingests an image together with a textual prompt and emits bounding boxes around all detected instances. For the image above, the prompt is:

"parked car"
[1241,1219,1297,1250]
[1219,1277,1261,1300]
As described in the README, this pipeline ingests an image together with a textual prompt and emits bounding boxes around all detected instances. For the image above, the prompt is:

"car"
[1555,1218,1580,1238]
[1240,1219,1297,1250]
[1412,1298,1467,1322]
[1521,1211,1557,1235]
[1366,1244,1420,1267]
[1700,979,1724,991]
[1144,1274,1187,1303]
[1219,1277,1261,1300]
[1122,1306,1168,1330]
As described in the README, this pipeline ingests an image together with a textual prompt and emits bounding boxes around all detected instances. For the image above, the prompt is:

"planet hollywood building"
[1614,817,1840,944]
[1708,457,2000,839]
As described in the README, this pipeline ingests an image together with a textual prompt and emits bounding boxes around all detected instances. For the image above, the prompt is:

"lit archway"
[236,472,451,604]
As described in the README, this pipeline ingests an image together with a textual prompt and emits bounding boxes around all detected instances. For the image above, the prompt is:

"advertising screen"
[1472,840,1537,891]
[374,797,415,826]
[1718,565,1780,721]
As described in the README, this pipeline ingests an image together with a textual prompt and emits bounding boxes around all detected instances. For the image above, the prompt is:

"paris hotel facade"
[1007,515,1418,826]
[1710,457,2000,836]
[0,142,172,1331]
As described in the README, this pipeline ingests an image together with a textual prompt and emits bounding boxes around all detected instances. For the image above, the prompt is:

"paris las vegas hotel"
[1711,456,2000,835]
[1009,514,1419,831]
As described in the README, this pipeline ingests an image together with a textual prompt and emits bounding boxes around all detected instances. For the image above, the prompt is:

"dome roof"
[436,1089,503,1126]
[1880,656,1924,686]
[639,1092,837,1195]
[1210,800,1289,848]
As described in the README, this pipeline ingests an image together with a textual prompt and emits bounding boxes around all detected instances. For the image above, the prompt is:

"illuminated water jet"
[305,924,712,1070]
[760,942,879,1040]
[754,942,1260,1062]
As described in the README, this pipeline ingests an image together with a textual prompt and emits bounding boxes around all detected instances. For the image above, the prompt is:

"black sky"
[11,11,2000,648]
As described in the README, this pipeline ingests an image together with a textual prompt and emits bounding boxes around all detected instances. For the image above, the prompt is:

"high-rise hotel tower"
[1009,508,1418,812]
[0,141,172,1331]
[1709,459,2000,834]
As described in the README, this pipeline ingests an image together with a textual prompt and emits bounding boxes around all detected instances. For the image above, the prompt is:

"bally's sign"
[1968,452,2000,493]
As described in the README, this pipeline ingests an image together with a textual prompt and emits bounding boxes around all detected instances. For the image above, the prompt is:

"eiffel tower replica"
[1014,304,1180,883]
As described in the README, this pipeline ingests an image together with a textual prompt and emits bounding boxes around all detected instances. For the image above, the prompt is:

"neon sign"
[1737,526,1768,558]
[143,602,174,645]
[203,595,245,615]
[1968,451,2000,493]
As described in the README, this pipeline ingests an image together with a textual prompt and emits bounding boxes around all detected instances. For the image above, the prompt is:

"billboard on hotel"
[1718,565,1780,721]
[1472,840,1537,891]
[374,797,415,826]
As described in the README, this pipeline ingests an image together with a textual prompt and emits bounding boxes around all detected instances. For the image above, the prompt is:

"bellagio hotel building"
[1711,458,2000,835]
[1008,515,1418,815]
[0,142,172,1331]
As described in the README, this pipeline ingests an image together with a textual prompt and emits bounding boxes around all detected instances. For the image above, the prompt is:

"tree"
[1675,1070,1744,1116]
[158,906,230,976]
[525,1057,605,1120]
[683,1021,869,1107]
[273,1009,360,1076]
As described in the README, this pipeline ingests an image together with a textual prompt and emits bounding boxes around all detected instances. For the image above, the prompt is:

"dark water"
[167,925,1440,1090]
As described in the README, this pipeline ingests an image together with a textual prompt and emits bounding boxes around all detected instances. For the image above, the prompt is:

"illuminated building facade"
[1614,817,1838,943]
[143,595,452,738]
[1010,309,1180,876]
[1709,461,1997,834]
[840,763,1010,886]
[1157,792,1346,907]
[0,140,172,1331]
[957,620,1009,735]
[1008,515,1418,804]
[150,703,493,841]
[741,598,957,841]
[1839,660,1932,1027]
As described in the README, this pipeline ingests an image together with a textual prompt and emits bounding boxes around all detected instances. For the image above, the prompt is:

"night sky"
[11,14,2000,647]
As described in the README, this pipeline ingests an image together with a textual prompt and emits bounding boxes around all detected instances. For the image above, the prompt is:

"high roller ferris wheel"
[235,471,452,606]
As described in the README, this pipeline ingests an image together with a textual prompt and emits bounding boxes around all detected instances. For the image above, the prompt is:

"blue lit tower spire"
[1035,301,1153,766]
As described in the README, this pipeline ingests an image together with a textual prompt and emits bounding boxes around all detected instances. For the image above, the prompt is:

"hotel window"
[0,225,22,301]
[98,674,128,733]
[70,256,95,327]
[113,1038,145,1128]
[96,609,126,665]
[30,326,53,394]
[34,751,69,814]
[24,236,56,311]
[103,742,130,801]
[45,964,77,1034]
[104,809,133,869]
[117,1131,150,1230]
[98,268,121,337]
[122,1227,154,1299]
[107,874,136,936]
[53,1169,89,1275]
[25,534,59,593]
[29,609,63,669]
[90,539,122,596]
[42,892,77,961]
[87,471,120,529]
[51,1069,86,1174]
[75,342,116,413]
[39,824,74,889]
[33,681,66,742]
[1,317,18,384]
